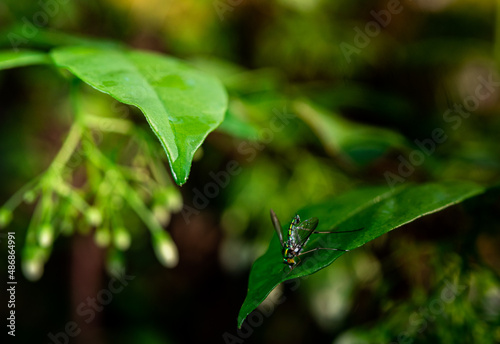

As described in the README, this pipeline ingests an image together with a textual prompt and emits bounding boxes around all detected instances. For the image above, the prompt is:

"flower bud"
[94,227,111,247]
[153,205,171,226]
[37,224,54,248]
[23,190,37,204]
[0,208,13,228]
[86,207,102,226]
[113,227,131,251]
[153,231,178,268]
[22,246,46,281]
[166,187,183,213]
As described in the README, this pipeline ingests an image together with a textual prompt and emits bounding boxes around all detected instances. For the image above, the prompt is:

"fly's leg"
[294,226,364,234]
[298,247,350,256]
[314,228,364,234]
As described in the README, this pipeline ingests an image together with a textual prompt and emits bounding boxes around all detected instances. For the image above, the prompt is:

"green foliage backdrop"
[0,1,499,344]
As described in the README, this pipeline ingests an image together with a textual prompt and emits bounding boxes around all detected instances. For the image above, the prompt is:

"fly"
[270,209,363,270]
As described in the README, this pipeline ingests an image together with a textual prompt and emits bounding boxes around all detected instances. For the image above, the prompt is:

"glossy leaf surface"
[238,181,484,327]
[51,46,228,185]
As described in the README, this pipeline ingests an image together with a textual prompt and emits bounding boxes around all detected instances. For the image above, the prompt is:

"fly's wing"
[294,217,319,250]
[270,209,284,247]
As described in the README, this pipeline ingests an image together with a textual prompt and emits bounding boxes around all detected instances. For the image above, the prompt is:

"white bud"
[94,227,111,247]
[86,207,102,226]
[113,227,131,251]
[23,259,44,281]
[38,224,54,248]
[153,205,171,226]
[22,247,45,281]
[154,232,178,268]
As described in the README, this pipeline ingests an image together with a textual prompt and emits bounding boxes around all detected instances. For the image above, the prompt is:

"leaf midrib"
[321,186,405,231]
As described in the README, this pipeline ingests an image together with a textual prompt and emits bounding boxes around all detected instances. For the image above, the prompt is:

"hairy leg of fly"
[294,226,364,234]
[298,246,350,256]
[283,248,349,273]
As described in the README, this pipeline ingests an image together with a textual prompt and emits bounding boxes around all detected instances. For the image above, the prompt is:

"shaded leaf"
[293,100,407,166]
[238,181,484,327]
[217,102,261,140]
[217,111,261,140]
[189,56,283,95]
[0,50,50,70]
[51,46,228,185]
[0,27,121,50]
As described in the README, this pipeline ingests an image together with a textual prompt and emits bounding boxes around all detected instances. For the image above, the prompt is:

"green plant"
[0,33,227,279]
[237,181,484,326]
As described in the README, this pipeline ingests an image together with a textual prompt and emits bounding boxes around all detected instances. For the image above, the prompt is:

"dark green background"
[1,1,500,343]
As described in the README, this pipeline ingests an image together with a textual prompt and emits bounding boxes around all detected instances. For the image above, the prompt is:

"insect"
[270,209,363,270]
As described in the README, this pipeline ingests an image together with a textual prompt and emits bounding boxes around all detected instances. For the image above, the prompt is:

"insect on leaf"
[238,181,485,328]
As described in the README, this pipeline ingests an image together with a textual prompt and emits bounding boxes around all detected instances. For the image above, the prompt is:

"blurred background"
[1,0,500,343]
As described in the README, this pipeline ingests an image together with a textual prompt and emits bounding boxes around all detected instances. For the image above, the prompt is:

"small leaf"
[0,50,50,70]
[237,181,484,327]
[51,46,228,185]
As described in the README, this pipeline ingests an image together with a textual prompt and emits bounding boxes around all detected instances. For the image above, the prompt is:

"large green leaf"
[51,46,228,185]
[0,50,51,70]
[238,181,484,327]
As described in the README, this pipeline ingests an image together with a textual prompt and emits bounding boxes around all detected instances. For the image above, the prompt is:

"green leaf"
[189,56,283,94]
[0,50,51,70]
[238,181,484,327]
[217,108,261,140]
[0,27,121,50]
[293,100,408,166]
[51,46,228,185]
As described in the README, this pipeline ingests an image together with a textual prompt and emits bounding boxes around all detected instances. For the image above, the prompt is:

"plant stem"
[50,123,82,174]
[82,141,163,234]
[1,176,40,210]
[84,114,134,134]
[51,80,85,174]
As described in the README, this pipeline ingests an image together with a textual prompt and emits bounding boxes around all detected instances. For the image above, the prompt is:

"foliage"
[51,46,228,185]
[0,36,227,278]
[238,181,484,327]
[1,1,500,343]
